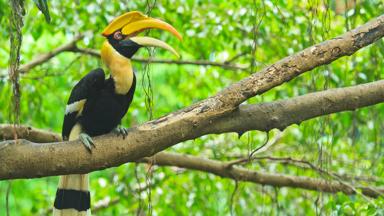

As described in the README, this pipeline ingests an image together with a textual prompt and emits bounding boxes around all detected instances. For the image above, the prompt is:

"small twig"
[224,51,248,64]
[249,131,270,159]
[225,132,282,168]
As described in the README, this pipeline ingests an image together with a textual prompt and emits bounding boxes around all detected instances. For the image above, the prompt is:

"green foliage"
[0,0,384,215]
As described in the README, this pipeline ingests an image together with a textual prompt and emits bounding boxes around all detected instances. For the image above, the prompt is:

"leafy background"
[0,0,384,215]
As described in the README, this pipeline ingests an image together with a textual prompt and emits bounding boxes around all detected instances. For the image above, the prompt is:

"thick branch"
[2,125,382,199]
[0,79,383,180]
[212,15,384,110]
[206,80,384,134]
[9,15,384,112]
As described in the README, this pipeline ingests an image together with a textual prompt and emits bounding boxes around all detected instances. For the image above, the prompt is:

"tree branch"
[205,79,384,134]
[212,15,384,110]
[0,124,61,143]
[2,125,383,199]
[70,46,248,70]
[140,153,384,198]
[0,78,383,180]
[14,36,247,74]
[18,35,85,73]
[227,156,380,182]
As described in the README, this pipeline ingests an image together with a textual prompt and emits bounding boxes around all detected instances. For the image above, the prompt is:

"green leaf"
[33,0,51,23]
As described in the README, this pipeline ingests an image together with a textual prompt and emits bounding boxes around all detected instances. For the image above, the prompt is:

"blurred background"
[0,0,384,215]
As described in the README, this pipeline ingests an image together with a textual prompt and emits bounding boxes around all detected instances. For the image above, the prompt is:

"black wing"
[62,68,105,140]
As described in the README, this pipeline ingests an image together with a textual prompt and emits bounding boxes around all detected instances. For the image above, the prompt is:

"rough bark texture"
[212,15,384,110]
[2,125,383,199]
[207,80,384,134]
[0,79,383,180]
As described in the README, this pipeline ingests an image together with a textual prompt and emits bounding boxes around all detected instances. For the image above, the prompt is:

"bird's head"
[101,11,182,59]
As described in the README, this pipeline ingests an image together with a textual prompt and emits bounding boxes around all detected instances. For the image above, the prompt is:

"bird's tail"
[53,174,90,215]
[53,125,91,216]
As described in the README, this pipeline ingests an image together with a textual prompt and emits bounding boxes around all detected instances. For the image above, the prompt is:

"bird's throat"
[101,41,134,95]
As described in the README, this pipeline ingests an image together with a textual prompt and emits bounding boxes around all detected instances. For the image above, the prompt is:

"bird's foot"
[79,133,95,152]
[113,126,129,139]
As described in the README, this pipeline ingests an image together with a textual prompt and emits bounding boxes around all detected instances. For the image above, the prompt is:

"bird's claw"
[113,126,129,139]
[79,133,95,152]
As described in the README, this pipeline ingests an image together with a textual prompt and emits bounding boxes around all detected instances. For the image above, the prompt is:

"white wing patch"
[65,99,86,115]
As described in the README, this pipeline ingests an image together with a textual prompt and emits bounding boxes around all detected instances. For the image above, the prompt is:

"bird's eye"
[113,31,123,40]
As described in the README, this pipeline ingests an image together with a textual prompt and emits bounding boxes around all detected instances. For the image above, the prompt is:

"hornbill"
[53,11,181,215]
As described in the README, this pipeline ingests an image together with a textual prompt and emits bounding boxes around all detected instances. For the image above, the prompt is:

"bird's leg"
[79,133,95,152]
[112,126,129,138]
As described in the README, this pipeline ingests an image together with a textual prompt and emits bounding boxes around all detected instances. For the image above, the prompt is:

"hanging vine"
[8,0,25,127]
[139,1,158,215]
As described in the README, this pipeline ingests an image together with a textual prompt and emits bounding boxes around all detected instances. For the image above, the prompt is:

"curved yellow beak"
[102,11,182,57]
[129,36,180,58]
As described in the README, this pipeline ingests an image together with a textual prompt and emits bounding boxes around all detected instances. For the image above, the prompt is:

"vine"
[8,0,24,128]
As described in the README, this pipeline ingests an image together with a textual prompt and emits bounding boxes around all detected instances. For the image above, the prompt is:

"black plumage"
[107,35,142,59]
[62,68,136,140]
[54,11,181,215]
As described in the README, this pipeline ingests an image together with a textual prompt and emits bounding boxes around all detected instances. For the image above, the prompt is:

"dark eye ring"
[113,31,123,40]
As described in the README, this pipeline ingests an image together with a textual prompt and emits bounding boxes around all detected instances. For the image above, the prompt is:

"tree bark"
[140,153,384,198]
[2,125,383,199]
[0,79,383,180]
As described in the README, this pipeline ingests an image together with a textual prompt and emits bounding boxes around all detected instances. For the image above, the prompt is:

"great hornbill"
[53,11,181,215]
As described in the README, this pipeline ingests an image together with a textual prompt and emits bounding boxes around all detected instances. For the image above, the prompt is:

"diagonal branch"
[2,125,383,199]
[212,15,384,110]
[18,35,85,73]
[205,80,384,134]
[0,78,383,180]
